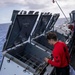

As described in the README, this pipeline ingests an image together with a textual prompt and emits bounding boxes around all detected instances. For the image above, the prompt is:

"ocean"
[0,23,9,64]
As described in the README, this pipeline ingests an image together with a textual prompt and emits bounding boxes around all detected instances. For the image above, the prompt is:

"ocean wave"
[0,23,9,63]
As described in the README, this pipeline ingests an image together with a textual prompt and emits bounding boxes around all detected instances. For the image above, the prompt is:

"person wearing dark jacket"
[44,32,70,75]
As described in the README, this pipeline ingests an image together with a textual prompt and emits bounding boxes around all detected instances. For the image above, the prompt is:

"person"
[44,32,70,75]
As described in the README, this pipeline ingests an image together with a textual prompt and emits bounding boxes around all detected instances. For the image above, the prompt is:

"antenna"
[52,0,69,22]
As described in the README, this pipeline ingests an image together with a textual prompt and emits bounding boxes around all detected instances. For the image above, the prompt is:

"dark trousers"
[55,66,70,75]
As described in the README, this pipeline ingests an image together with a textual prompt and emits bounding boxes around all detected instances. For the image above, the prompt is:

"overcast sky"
[0,0,75,23]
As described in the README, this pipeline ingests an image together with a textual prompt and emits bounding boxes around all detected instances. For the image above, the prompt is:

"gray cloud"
[0,0,49,10]
[24,2,48,10]
[0,0,75,23]
[0,0,75,11]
